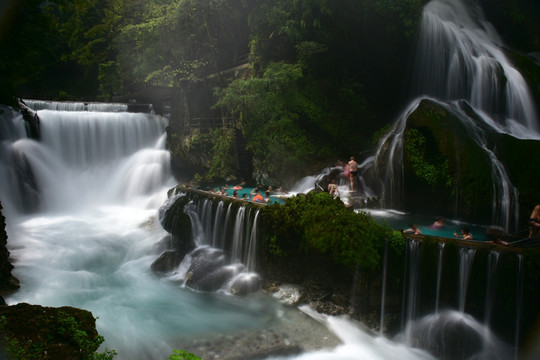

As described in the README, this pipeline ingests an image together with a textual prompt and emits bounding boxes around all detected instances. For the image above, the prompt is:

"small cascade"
[401,239,421,334]
[199,198,214,244]
[177,196,262,294]
[458,247,476,312]
[211,201,225,248]
[456,107,520,231]
[23,99,153,113]
[357,100,422,210]
[379,237,390,334]
[487,148,520,231]
[395,238,517,359]
[435,242,445,313]
[245,210,260,272]
[231,206,247,261]
[514,254,523,360]
[400,310,512,360]
[221,202,233,249]
[484,250,500,326]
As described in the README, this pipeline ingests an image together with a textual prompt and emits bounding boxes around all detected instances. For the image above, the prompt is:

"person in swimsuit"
[528,204,540,238]
[404,224,422,235]
[348,156,358,191]
[328,179,339,197]
[454,228,473,240]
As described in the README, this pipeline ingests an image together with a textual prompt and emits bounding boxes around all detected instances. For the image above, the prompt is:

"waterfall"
[231,206,247,261]
[180,196,262,291]
[379,237,390,334]
[23,99,154,113]
[360,98,520,230]
[435,242,445,313]
[211,201,225,247]
[484,250,500,326]
[515,254,523,360]
[412,0,539,136]
[0,102,285,359]
[458,247,476,312]
[245,210,260,271]
[354,0,538,231]
[401,239,421,335]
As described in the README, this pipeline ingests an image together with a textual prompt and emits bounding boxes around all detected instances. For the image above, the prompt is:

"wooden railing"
[190,117,234,132]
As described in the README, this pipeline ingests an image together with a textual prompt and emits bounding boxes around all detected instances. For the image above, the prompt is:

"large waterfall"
[357,0,539,231]
[412,0,539,136]
[0,102,287,359]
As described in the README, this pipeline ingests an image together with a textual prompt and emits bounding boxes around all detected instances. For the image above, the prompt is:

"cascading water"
[435,242,445,313]
[402,239,422,334]
[515,254,524,359]
[412,0,539,136]
[484,250,500,326]
[0,102,286,359]
[356,0,539,231]
[458,247,476,312]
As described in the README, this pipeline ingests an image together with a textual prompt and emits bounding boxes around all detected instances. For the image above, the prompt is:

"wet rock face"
[0,303,101,360]
[0,202,19,296]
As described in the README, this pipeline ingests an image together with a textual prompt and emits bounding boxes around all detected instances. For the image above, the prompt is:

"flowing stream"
[0,103,437,359]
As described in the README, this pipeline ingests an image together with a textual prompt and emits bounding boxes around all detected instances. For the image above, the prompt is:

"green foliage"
[214,61,325,180]
[57,311,117,360]
[0,312,115,360]
[389,230,405,257]
[98,61,123,100]
[371,0,425,37]
[404,128,452,189]
[206,128,236,182]
[168,349,201,360]
[262,192,393,270]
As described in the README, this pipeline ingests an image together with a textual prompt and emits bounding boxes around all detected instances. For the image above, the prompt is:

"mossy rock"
[403,99,493,223]
[0,303,102,360]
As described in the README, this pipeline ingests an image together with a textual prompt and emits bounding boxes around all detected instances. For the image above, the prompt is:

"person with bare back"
[348,156,358,192]
[529,204,540,238]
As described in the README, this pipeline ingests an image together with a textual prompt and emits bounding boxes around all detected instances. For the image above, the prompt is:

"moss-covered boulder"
[402,99,493,223]
[0,303,107,360]
[401,99,540,228]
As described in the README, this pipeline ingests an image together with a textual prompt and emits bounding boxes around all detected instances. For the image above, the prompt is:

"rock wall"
[0,202,19,297]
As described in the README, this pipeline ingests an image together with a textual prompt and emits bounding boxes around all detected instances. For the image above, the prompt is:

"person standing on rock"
[348,156,358,192]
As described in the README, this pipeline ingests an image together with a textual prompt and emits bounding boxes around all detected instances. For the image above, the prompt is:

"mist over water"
[0,102,451,359]
[0,104,281,359]
[1,0,538,358]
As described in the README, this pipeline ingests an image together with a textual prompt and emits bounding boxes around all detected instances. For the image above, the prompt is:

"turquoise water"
[214,186,285,205]
[361,209,490,241]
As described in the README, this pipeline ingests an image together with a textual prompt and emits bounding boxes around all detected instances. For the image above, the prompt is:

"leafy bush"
[168,349,201,360]
[262,192,393,270]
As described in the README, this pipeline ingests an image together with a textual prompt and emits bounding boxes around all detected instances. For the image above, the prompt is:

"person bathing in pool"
[454,228,473,240]
[404,224,422,235]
